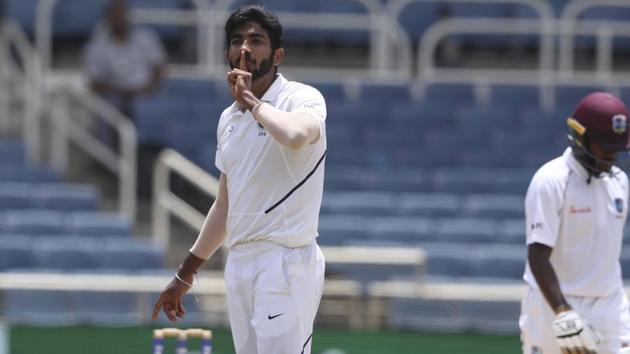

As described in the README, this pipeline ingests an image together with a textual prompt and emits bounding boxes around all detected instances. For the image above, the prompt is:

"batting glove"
[552,310,602,354]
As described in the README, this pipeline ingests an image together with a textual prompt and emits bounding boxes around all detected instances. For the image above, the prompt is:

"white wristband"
[174,272,193,287]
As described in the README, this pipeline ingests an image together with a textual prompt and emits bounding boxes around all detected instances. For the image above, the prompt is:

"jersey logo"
[256,122,266,137]
[267,313,283,320]
[615,198,624,213]
[531,345,543,354]
[612,114,627,134]
[530,222,543,231]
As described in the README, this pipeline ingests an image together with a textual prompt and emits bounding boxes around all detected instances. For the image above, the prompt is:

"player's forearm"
[528,243,571,314]
[189,174,228,260]
[189,197,227,260]
[252,102,319,149]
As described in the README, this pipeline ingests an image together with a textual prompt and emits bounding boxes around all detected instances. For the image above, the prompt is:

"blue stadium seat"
[0,238,35,270]
[317,215,370,246]
[33,242,100,270]
[1,210,66,235]
[554,86,605,111]
[309,82,346,103]
[66,212,132,237]
[433,218,497,243]
[461,194,524,219]
[33,184,99,211]
[96,239,164,269]
[398,193,460,217]
[74,291,138,324]
[5,289,76,325]
[490,84,540,110]
[359,83,412,103]
[0,139,26,163]
[0,183,31,210]
[0,166,59,183]
[369,217,433,243]
[423,83,476,107]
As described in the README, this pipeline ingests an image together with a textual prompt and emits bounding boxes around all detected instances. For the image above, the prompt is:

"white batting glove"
[552,310,602,354]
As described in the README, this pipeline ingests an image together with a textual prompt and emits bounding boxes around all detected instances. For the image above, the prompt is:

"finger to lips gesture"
[228,51,252,103]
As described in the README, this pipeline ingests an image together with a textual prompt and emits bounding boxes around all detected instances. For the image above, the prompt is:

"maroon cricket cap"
[572,92,630,151]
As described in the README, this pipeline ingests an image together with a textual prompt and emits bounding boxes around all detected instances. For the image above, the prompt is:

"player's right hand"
[552,310,602,354]
[151,276,192,322]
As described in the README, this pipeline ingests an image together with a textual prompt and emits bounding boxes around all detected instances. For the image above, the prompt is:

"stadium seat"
[74,291,138,325]
[1,210,66,235]
[5,289,76,325]
[66,212,132,237]
[0,183,31,210]
[0,238,35,270]
[33,184,99,211]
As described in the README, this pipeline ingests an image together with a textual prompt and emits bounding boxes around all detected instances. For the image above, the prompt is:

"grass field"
[9,326,521,354]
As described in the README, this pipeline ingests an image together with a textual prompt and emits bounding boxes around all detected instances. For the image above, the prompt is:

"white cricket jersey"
[523,148,629,297]
[215,73,327,249]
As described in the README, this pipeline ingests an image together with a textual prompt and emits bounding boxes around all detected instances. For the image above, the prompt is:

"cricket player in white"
[153,6,326,354]
[520,92,630,354]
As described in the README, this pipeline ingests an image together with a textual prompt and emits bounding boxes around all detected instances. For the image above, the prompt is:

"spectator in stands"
[83,0,166,118]
[520,92,630,354]
[152,6,327,354]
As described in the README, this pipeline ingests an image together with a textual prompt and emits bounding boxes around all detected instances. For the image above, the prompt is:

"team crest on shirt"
[531,346,542,354]
[615,198,624,213]
[612,114,627,134]
[256,122,266,137]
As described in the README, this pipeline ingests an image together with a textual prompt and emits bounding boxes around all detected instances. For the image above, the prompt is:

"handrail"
[387,0,555,25]
[559,0,630,77]
[2,18,43,164]
[49,90,137,222]
[152,149,219,249]
[417,18,555,82]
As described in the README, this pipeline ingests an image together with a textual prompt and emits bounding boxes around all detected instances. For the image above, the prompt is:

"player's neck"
[251,73,277,99]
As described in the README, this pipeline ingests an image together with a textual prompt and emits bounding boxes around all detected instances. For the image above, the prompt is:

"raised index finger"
[240,50,247,72]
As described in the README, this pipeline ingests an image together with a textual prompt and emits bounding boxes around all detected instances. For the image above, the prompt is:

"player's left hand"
[552,310,602,354]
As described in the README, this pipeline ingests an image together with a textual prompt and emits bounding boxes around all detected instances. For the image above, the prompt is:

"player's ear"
[273,48,284,66]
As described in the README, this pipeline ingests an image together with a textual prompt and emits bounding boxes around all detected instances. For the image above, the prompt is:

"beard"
[230,52,274,81]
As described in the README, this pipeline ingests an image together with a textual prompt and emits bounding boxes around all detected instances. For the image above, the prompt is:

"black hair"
[225,5,283,51]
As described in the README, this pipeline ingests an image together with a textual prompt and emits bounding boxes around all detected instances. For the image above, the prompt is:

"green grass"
[9,326,521,354]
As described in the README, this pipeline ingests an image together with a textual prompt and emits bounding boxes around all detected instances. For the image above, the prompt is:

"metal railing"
[49,90,137,222]
[417,18,555,84]
[560,0,630,78]
[152,148,219,250]
[1,18,43,163]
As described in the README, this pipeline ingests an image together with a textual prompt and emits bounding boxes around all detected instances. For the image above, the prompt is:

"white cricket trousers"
[520,287,630,354]
[224,240,325,354]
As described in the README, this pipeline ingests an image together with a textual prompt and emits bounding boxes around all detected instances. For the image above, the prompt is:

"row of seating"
[4,286,201,326]
[324,166,533,193]
[0,183,98,211]
[0,235,163,271]
[318,215,524,246]
[0,210,132,236]
[322,192,524,218]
